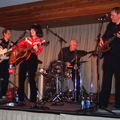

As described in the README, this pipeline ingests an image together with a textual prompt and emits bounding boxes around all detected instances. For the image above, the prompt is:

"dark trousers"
[0,60,9,97]
[18,53,38,102]
[101,54,120,107]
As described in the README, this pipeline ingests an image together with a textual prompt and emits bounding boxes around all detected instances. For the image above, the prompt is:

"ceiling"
[0,0,118,31]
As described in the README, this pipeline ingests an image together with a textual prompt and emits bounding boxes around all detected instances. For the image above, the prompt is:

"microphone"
[19,30,29,38]
[101,14,108,18]
[98,14,108,20]
[46,24,48,35]
[13,30,29,46]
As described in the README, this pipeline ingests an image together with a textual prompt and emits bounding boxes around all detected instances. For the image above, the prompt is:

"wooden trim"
[0,0,120,27]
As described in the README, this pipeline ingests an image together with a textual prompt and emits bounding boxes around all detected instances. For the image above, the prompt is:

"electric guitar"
[100,25,120,57]
[0,48,12,63]
[9,41,49,66]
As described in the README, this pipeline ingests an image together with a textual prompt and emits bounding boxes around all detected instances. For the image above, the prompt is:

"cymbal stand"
[79,62,83,99]
[89,56,94,103]
[74,50,78,102]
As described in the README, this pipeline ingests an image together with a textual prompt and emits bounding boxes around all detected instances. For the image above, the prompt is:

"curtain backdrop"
[0,22,115,94]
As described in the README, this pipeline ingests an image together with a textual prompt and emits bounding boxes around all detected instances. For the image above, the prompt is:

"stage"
[0,100,120,120]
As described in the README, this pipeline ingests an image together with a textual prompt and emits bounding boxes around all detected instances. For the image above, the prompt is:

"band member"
[58,39,80,101]
[0,28,14,100]
[12,24,45,107]
[100,7,120,108]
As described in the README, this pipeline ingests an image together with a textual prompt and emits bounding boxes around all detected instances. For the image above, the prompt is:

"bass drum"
[49,60,67,77]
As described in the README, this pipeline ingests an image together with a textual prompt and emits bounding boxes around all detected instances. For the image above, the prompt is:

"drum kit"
[38,50,91,104]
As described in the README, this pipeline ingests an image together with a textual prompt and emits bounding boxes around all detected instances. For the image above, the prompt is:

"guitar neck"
[103,34,117,48]
[23,42,45,51]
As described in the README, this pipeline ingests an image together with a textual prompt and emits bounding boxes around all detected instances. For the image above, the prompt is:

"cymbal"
[65,50,87,58]
[74,61,88,64]
[38,59,43,64]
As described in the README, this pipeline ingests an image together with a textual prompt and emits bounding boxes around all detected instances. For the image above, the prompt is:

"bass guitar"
[100,24,120,57]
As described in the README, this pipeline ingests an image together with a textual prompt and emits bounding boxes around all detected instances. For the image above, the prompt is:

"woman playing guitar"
[11,24,45,108]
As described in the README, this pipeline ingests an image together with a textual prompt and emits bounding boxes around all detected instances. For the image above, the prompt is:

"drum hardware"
[51,74,64,106]
[90,56,94,103]
[49,60,66,103]
[38,68,52,78]
[74,50,78,102]
[64,69,73,102]
[47,25,67,106]
[48,60,65,105]
[49,60,66,78]
[65,50,88,102]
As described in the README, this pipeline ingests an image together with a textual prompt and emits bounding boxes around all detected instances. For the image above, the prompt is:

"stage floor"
[0,100,120,119]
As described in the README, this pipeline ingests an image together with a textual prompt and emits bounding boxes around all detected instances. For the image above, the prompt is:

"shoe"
[29,102,37,108]
[100,105,108,109]
[17,101,26,106]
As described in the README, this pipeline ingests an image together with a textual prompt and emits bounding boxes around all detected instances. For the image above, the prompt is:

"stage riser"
[0,110,117,120]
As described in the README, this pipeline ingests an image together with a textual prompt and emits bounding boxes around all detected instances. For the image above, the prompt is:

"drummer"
[58,39,80,101]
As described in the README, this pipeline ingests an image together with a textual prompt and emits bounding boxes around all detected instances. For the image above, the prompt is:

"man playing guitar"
[0,28,14,100]
[100,7,120,109]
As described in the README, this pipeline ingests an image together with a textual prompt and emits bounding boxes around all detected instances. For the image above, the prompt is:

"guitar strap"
[7,39,11,50]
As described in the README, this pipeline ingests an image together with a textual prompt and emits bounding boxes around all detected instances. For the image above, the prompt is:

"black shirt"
[58,46,80,66]
[102,22,120,57]
[0,38,14,49]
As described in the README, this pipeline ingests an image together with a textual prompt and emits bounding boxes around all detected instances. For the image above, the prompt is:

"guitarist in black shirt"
[0,28,14,100]
[100,7,120,109]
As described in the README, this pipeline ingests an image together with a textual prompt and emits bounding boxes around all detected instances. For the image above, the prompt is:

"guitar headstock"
[41,41,50,46]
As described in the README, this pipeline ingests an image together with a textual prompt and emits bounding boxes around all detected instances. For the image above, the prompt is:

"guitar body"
[101,40,111,52]
[100,36,116,58]
[9,47,31,66]
[0,48,10,63]
[9,41,50,66]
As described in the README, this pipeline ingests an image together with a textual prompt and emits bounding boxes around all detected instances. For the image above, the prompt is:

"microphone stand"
[47,27,67,105]
[9,31,28,105]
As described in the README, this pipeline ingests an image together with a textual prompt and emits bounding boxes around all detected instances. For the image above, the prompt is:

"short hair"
[111,7,120,14]
[30,24,43,37]
[2,28,11,36]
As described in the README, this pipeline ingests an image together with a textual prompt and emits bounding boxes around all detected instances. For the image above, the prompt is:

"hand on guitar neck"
[117,31,120,38]
[99,37,104,47]
[100,31,120,47]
